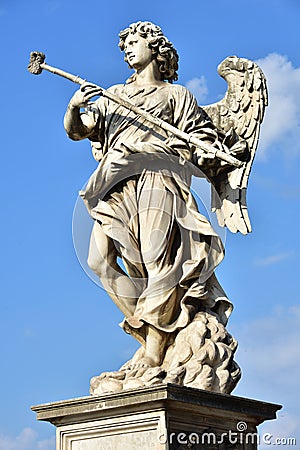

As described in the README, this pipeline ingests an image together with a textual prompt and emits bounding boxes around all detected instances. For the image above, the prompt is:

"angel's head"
[118,21,179,83]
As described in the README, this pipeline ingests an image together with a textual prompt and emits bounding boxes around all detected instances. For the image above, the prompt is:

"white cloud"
[259,412,299,449]
[0,429,54,450]
[255,53,300,159]
[44,1,61,14]
[252,173,300,200]
[238,306,300,374]
[186,76,208,103]
[186,53,300,160]
[255,250,294,266]
[234,306,300,446]
[24,327,35,337]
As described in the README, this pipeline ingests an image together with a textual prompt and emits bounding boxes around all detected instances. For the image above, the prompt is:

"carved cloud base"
[32,385,281,450]
[90,311,241,395]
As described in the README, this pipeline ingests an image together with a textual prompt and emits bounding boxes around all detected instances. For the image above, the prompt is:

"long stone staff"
[28,51,242,168]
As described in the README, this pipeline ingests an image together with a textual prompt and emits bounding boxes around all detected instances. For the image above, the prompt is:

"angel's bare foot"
[121,325,168,372]
[132,356,156,369]
[97,370,126,381]
[122,356,154,378]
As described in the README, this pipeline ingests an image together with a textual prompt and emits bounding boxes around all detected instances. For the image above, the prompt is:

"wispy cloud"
[255,53,300,159]
[24,327,35,338]
[252,174,300,200]
[259,412,300,449]
[44,1,61,14]
[186,76,208,103]
[255,250,294,266]
[186,53,300,160]
[234,306,300,446]
[0,428,54,450]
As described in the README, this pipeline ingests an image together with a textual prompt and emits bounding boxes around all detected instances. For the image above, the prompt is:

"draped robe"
[79,82,232,344]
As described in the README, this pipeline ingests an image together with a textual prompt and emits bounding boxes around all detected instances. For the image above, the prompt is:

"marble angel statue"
[62,21,267,394]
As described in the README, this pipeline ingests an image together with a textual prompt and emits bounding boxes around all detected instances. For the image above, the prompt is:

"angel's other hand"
[229,140,248,158]
[196,151,215,166]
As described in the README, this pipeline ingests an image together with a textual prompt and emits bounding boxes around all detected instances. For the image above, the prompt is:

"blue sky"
[1,0,300,448]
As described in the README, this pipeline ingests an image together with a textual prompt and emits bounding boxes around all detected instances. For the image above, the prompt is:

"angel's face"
[123,33,153,71]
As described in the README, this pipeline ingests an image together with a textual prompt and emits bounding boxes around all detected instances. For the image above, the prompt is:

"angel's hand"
[69,82,103,108]
[228,140,248,158]
[196,151,216,168]
[64,83,101,140]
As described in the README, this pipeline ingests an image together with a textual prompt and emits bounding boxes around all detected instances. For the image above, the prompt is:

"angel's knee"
[87,224,116,276]
[87,251,105,275]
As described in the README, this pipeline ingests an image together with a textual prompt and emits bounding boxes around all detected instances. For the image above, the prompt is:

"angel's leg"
[130,176,176,367]
[143,325,168,366]
[87,221,139,317]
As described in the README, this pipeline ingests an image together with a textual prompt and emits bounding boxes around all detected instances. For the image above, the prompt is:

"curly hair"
[119,21,179,83]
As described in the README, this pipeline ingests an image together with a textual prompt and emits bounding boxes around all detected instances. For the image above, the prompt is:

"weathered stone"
[29,21,268,395]
[32,385,281,450]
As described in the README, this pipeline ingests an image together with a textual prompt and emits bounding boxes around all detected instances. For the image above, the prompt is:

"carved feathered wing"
[202,56,268,234]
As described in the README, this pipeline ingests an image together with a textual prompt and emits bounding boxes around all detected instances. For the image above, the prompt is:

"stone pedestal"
[32,384,281,449]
